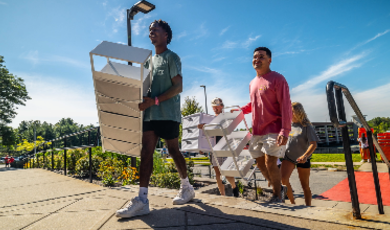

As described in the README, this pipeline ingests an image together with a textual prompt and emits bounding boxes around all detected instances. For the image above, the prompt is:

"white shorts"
[249,133,286,159]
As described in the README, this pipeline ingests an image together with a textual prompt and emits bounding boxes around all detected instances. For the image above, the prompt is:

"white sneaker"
[360,160,366,163]
[172,186,195,205]
[367,159,371,163]
[116,197,150,218]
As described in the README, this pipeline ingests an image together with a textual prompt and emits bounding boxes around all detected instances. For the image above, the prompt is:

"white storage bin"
[181,136,215,152]
[219,150,255,178]
[182,126,201,140]
[213,131,251,157]
[182,113,215,129]
[203,111,244,137]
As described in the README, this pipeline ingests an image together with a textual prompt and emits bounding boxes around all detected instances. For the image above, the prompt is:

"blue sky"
[1,0,389,128]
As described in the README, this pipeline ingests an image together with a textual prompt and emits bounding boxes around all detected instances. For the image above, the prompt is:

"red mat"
[319,172,390,206]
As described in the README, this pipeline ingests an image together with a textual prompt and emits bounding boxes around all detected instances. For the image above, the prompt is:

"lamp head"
[129,1,155,19]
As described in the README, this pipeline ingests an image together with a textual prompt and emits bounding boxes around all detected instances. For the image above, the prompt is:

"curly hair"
[292,102,312,127]
[149,19,172,44]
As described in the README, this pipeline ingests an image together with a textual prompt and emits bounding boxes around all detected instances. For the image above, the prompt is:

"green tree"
[0,55,31,124]
[0,126,18,151]
[181,96,204,117]
[368,117,390,135]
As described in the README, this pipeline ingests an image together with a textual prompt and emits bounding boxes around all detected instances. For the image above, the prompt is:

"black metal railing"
[20,127,100,183]
[326,81,390,218]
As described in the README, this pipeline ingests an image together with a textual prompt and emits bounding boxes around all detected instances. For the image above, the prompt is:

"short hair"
[149,19,172,44]
[254,47,272,58]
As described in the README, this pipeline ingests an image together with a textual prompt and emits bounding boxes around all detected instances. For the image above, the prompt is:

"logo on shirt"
[289,128,302,137]
[259,85,268,91]
[157,70,164,75]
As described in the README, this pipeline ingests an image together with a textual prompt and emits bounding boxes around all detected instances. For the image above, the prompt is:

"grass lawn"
[311,153,382,162]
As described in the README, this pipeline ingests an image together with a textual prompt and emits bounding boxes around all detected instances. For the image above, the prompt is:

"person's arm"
[297,141,317,163]
[230,102,252,114]
[276,77,292,146]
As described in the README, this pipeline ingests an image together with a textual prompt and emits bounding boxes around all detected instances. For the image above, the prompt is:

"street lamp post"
[127,0,156,65]
[127,0,155,167]
[200,85,208,114]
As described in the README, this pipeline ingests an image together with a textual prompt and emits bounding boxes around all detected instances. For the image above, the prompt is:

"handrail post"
[327,82,361,219]
[367,130,384,214]
[51,141,54,171]
[64,137,67,176]
[88,131,93,183]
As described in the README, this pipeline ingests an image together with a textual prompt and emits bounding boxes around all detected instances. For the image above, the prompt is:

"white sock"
[139,187,148,203]
[181,177,191,189]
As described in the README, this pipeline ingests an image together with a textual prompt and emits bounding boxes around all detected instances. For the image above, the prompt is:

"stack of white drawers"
[181,113,215,152]
[89,41,152,156]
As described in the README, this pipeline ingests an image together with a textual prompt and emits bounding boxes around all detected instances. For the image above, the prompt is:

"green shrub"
[75,155,103,177]
[101,174,117,187]
[150,172,181,189]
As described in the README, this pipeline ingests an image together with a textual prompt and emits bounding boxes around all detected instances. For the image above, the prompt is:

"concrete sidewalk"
[1,168,390,229]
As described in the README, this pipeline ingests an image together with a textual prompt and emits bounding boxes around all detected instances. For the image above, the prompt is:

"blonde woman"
[281,102,319,206]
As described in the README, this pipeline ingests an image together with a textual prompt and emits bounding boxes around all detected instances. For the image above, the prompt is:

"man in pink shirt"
[234,47,292,203]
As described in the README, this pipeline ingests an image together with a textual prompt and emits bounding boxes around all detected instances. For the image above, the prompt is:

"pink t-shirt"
[241,71,292,137]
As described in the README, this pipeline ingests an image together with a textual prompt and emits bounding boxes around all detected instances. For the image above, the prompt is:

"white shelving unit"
[203,107,255,179]
[89,41,152,156]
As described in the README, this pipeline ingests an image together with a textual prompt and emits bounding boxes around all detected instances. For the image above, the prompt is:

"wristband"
[155,97,159,106]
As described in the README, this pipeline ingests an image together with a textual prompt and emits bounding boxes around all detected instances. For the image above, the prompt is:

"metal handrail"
[326,80,387,217]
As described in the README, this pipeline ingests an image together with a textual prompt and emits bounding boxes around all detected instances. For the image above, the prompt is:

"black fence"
[16,127,100,183]
[326,80,390,219]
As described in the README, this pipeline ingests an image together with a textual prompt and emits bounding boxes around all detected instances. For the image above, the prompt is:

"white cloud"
[133,14,152,36]
[177,31,187,40]
[242,35,261,48]
[350,29,390,52]
[24,50,39,66]
[219,26,230,36]
[191,23,208,40]
[11,73,98,128]
[21,52,89,69]
[292,53,366,94]
[217,34,261,49]
[105,6,126,34]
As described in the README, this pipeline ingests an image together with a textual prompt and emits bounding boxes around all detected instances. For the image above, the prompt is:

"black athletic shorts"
[297,159,311,169]
[143,120,180,140]
[283,157,311,169]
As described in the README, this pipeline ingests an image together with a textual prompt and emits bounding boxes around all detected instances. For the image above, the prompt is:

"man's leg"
[166,138,187,179]
[166,137,195,205]
[265,155,281,198]
[139,131,160,187]
[255,156,271,182]
[116,131,158,219]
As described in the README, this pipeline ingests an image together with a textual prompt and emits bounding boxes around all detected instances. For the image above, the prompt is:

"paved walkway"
[1,168,390,229]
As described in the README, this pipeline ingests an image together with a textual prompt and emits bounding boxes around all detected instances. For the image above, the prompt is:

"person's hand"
[277,135,288,146]
[230,109,239,113]
[296,155,308,164]
[138,97,155,111]
[197,123,205,129]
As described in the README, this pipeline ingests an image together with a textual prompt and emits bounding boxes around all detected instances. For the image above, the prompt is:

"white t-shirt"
[358,138,369,148]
